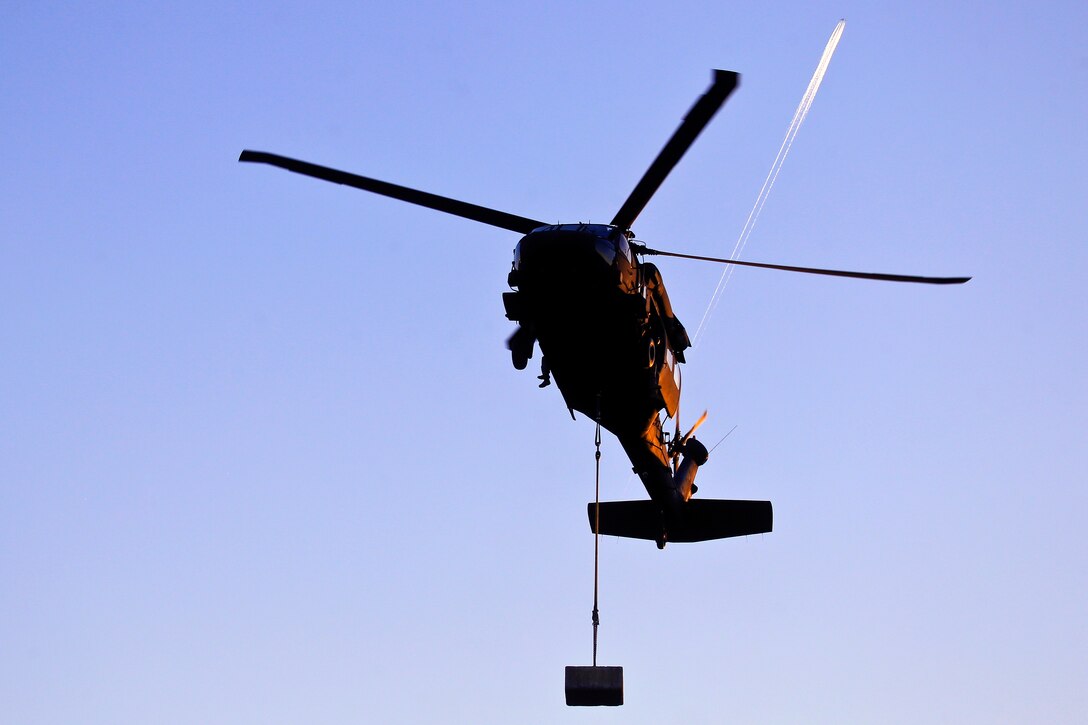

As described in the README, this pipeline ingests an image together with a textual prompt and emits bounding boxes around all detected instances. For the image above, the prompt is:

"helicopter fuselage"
[502,223,694,517]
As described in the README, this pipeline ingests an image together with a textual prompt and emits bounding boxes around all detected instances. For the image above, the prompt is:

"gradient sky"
[3,2,1086,723]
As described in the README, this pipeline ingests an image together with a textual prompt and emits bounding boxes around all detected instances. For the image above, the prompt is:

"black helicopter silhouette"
[240,70,968,549]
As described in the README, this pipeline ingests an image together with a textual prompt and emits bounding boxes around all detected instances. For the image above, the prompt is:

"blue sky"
[2,2,1086,723]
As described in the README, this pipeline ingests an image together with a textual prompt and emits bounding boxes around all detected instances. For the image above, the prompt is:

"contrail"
[693,19,846,344]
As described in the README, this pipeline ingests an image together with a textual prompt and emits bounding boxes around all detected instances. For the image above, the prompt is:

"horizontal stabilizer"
[588,499,772,543]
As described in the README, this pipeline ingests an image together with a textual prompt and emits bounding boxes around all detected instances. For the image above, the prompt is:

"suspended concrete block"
[565,666,623,706]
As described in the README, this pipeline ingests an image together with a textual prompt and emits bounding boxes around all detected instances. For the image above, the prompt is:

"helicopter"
[240,69,969,549]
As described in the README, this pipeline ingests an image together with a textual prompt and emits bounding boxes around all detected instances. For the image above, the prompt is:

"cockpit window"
[616,235,633,263]
[595,238,616,265]
[532,223,618,238]
[523,224,627,267]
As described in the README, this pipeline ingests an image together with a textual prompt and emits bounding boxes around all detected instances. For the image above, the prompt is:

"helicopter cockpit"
[515,224,631,261]
[512,224,640,301]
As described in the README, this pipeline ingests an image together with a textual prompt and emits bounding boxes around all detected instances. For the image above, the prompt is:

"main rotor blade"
[239,150,547,234]
[636,245,971,285]
[610,70,739,231]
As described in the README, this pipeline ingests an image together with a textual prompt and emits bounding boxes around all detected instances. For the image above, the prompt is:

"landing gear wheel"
[507,325,534,371]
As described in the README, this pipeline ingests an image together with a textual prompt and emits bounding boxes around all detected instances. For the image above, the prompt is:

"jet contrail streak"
[693,19,845,344]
